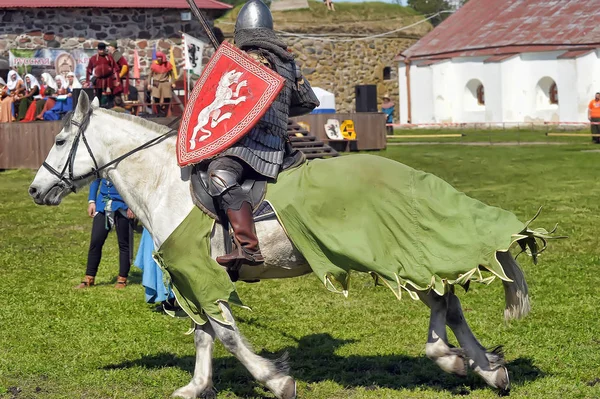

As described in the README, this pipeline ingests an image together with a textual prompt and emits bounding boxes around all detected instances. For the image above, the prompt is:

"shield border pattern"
[177,41,285,167]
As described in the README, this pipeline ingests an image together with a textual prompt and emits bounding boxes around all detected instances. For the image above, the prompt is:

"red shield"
[177,41,285,167]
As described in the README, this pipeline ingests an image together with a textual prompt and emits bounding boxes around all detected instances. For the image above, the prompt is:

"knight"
[195,0,318,270]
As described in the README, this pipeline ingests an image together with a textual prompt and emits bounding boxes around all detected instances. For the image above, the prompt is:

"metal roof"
[0,0,231,9]
[402,0,600,61]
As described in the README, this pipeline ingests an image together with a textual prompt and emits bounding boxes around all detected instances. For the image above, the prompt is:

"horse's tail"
[496,251,530,321]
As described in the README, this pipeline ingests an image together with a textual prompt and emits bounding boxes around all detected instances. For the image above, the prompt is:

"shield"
[177,41,285,167]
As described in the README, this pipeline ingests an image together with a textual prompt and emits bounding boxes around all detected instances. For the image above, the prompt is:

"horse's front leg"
[172,322,217,399]
[417,291,467,376]
[208,302,296,399]
[445,292,510,393]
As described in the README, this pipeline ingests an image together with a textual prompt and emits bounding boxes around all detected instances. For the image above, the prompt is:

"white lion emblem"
[189,70,248,150]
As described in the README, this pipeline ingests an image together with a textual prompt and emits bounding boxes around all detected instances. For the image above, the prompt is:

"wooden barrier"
[0,117,179,170]
[292,112,386,151]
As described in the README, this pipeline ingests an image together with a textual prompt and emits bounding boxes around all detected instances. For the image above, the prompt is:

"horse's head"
[29,91,102,205]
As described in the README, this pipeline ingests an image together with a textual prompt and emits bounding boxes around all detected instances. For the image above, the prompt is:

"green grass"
[2,144,600,398]
[389,128,595,144]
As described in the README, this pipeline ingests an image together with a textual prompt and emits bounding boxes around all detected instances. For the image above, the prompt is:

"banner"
[9,48,95,81]
[183,33,206,77]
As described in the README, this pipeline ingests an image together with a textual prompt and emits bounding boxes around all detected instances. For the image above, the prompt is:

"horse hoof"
[280,376,296,399]
[172,384,216,399]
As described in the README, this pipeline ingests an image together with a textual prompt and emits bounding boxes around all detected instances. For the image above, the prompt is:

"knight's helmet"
[234,0,274,32]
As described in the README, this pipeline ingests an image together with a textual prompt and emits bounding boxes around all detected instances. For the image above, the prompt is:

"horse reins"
[42,110,181,192]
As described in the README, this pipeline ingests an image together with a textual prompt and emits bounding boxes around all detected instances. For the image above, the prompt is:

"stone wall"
[285,36,414,117]
[0,8,221,78]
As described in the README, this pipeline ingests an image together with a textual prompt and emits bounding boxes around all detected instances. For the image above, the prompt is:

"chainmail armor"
[221,55,295,179]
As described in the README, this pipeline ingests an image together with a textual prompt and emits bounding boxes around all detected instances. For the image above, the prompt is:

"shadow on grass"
[103,333,543,397]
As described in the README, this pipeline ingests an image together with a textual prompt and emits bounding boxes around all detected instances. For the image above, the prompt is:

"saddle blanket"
[154,154,555,325]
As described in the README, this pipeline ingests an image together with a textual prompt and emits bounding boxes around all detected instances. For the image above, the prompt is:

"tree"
[407,0,453,26]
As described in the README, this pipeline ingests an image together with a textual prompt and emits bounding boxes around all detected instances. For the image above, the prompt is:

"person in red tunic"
[85,42,118,107]
[107,40,130,98]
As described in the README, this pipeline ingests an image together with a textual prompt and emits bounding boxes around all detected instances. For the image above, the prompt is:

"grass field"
[1,143,600,399]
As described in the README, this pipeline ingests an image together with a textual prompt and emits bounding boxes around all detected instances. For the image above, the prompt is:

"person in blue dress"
[134,227,174,304]
[75,178,134,289]
[43,75,73,121]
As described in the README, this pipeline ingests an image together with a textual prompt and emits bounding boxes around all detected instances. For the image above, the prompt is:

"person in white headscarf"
[43,74,74,121]
[6,70,25,97]
[35,73,59,120]
[17,74,41,121]
[67,72,82,89]
[55,74,68,95]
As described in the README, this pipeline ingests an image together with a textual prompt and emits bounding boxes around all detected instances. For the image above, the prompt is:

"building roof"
[401,0,600,61]
[0,0,231,9]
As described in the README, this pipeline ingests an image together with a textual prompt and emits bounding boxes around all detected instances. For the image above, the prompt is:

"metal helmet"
[235,0,273,32]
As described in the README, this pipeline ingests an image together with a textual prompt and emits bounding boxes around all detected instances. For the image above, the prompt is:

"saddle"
[189,144,305,222]
[190,164,269,222]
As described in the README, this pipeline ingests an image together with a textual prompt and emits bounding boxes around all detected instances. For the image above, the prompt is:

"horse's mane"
[95,108,173,136]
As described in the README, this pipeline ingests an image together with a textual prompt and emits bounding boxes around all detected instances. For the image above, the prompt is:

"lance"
[185,0,220,50]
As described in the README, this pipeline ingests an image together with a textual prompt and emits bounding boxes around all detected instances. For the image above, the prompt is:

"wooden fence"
[0,118,179,170]
[1,113,386,170]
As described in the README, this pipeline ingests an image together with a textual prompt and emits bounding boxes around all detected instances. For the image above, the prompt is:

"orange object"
[589,100,600,118]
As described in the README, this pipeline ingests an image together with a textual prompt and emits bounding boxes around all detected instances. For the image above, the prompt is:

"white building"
[397,0,600,124]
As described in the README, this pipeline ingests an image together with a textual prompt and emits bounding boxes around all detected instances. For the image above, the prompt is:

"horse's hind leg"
[172,322,217,399]
[208,302,296,399]
[418,291,468,376]
[445,292,510,393]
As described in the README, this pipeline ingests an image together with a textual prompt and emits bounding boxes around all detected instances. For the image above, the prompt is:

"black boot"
[216,202,264,267]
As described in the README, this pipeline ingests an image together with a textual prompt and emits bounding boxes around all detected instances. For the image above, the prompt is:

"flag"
[133,49,141,80]
[152,42,157,61]
[169,46,179,80]
[182,33,206,77]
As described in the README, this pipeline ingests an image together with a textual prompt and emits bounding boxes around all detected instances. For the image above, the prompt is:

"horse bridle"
[42,109,180,193]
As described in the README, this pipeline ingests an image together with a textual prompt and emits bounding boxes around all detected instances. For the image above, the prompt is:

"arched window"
[549,82,558,105]
[476,84,485,106]
[383,66,392,81]
[536,77,559,109]
[464,79,485,110]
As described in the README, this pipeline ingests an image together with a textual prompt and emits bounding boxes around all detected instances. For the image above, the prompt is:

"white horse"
[29,92,530,398]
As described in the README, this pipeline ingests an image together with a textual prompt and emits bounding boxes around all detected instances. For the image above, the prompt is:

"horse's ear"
[75,90,90,117]
[91,96,100,110]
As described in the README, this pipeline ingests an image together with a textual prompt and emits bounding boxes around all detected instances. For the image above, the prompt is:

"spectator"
[67,72,82,90]
[34,73,58,120]
[0,77,15,123]
[323,0,335,11]
[17,74,40,121]
[43,75,72,120]
[86,42,118,108]
[148,52,175,117]
[111,96,129,114]
[107,41,129,97]
[381,94,395,135]
[589,92,600,144]
[75,178,134,289]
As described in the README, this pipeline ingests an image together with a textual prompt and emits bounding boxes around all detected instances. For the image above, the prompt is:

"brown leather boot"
[114,276,127,289]
[74,275,95,289]
[216,202,265,267]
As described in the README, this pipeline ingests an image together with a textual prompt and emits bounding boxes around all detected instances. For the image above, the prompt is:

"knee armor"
[208,169,239,197]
